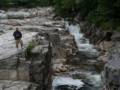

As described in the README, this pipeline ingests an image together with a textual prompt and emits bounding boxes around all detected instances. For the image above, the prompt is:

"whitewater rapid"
[65,22,99,57]
[52,22,102,90]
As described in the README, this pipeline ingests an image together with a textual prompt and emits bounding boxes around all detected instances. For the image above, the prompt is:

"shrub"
[25,42,36,59]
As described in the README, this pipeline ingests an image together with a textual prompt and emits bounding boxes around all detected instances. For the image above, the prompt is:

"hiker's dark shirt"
[13,30,22,40]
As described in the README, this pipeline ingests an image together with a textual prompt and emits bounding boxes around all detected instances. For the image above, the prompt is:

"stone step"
[0,80,37,90]
[0,69,29,81]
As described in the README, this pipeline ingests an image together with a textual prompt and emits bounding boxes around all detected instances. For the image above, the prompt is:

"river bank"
[79,20,120,90]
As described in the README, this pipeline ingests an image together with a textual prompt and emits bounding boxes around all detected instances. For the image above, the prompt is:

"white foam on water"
[52,76,84,90]
[52,22,101,90]
[65,22,98,54]
[86,74,102,87]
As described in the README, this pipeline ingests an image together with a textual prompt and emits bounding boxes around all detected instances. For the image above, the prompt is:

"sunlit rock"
[0,13,8,19]
[7,11,31,19]
[0,80,37,90]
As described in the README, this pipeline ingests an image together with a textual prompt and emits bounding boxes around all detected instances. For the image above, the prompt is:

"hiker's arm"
[20,32,22,38]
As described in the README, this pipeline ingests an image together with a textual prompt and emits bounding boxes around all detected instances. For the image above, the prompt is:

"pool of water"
[52,72,102,90]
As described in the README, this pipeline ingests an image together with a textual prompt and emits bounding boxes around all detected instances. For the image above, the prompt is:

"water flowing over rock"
[52,72,102,90]
[66,22,99,59]
[52,77,84,90]
[51,21,102,90]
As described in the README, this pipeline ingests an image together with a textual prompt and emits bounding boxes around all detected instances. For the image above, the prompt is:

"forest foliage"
[53,0,120,31]
[0,0,53,7]
[0,0,120,31]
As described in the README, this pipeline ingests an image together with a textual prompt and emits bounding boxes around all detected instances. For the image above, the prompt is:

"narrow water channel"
[65,22,99,58]
[52,22,102,90]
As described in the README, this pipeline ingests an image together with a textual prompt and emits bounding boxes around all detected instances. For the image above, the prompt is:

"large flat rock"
[0,31,37,60]
[0,80,37,90]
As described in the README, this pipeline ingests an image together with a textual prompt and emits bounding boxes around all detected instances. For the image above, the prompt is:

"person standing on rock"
[13,28,23,49]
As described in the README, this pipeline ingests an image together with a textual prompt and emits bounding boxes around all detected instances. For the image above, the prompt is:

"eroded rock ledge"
[80,21,120,90]
[0,7,56,90]
[103,42,120,90]
[0,32,53,90]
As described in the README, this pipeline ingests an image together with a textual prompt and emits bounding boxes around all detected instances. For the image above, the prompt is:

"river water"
[66,22,99,58]
[52,22,102,90]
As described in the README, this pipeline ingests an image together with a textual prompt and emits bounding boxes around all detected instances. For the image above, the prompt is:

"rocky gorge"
[0,7,55,90]
[80,21,120,90]
[0,7,120,90]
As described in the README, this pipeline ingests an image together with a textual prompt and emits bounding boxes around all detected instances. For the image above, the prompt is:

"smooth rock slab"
[0,30,37,60]
[0,80,37,90]
[7,11,31,19]
[103,44,120,90]
[0,13,7,19]
[0,11,31,19]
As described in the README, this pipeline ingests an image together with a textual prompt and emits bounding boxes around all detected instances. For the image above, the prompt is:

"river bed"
[52,22,102,90]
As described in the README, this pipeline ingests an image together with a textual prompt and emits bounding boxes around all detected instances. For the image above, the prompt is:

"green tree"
[0,0,12,7]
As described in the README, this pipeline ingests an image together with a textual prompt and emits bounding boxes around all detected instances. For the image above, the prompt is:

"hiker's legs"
[20,39,23,48]
[15,39,23,48]
[16,40,19,48]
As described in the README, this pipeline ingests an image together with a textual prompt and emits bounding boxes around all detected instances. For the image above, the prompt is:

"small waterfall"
[52,77,84,90]
[52,22,102,90]
[65,22,99,58]
[52,73,102,90]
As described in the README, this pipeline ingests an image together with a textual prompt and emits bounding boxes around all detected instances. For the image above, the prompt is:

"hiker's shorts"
[15,39,23,47]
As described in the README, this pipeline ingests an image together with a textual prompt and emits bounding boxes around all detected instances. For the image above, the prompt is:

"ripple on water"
[53,22,102,90]
[52,76,84,90]
[65,22,99,58]
[52,71,102,90]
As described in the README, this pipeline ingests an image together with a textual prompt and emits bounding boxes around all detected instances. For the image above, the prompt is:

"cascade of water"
[52,77,84,90]
[65,22,99,57]
[52,22,102,90]
[52,74,102,90]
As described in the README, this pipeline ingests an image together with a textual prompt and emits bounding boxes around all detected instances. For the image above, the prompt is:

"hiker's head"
[16,28,19,31]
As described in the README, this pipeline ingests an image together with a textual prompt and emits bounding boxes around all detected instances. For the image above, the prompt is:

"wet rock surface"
[51,21,103,90]
[0,80,37,90]
[103,42,120,90]
[0,7,58,90]
[80,20,120,90]
[0,31,37,60]
[0,6,117,90]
